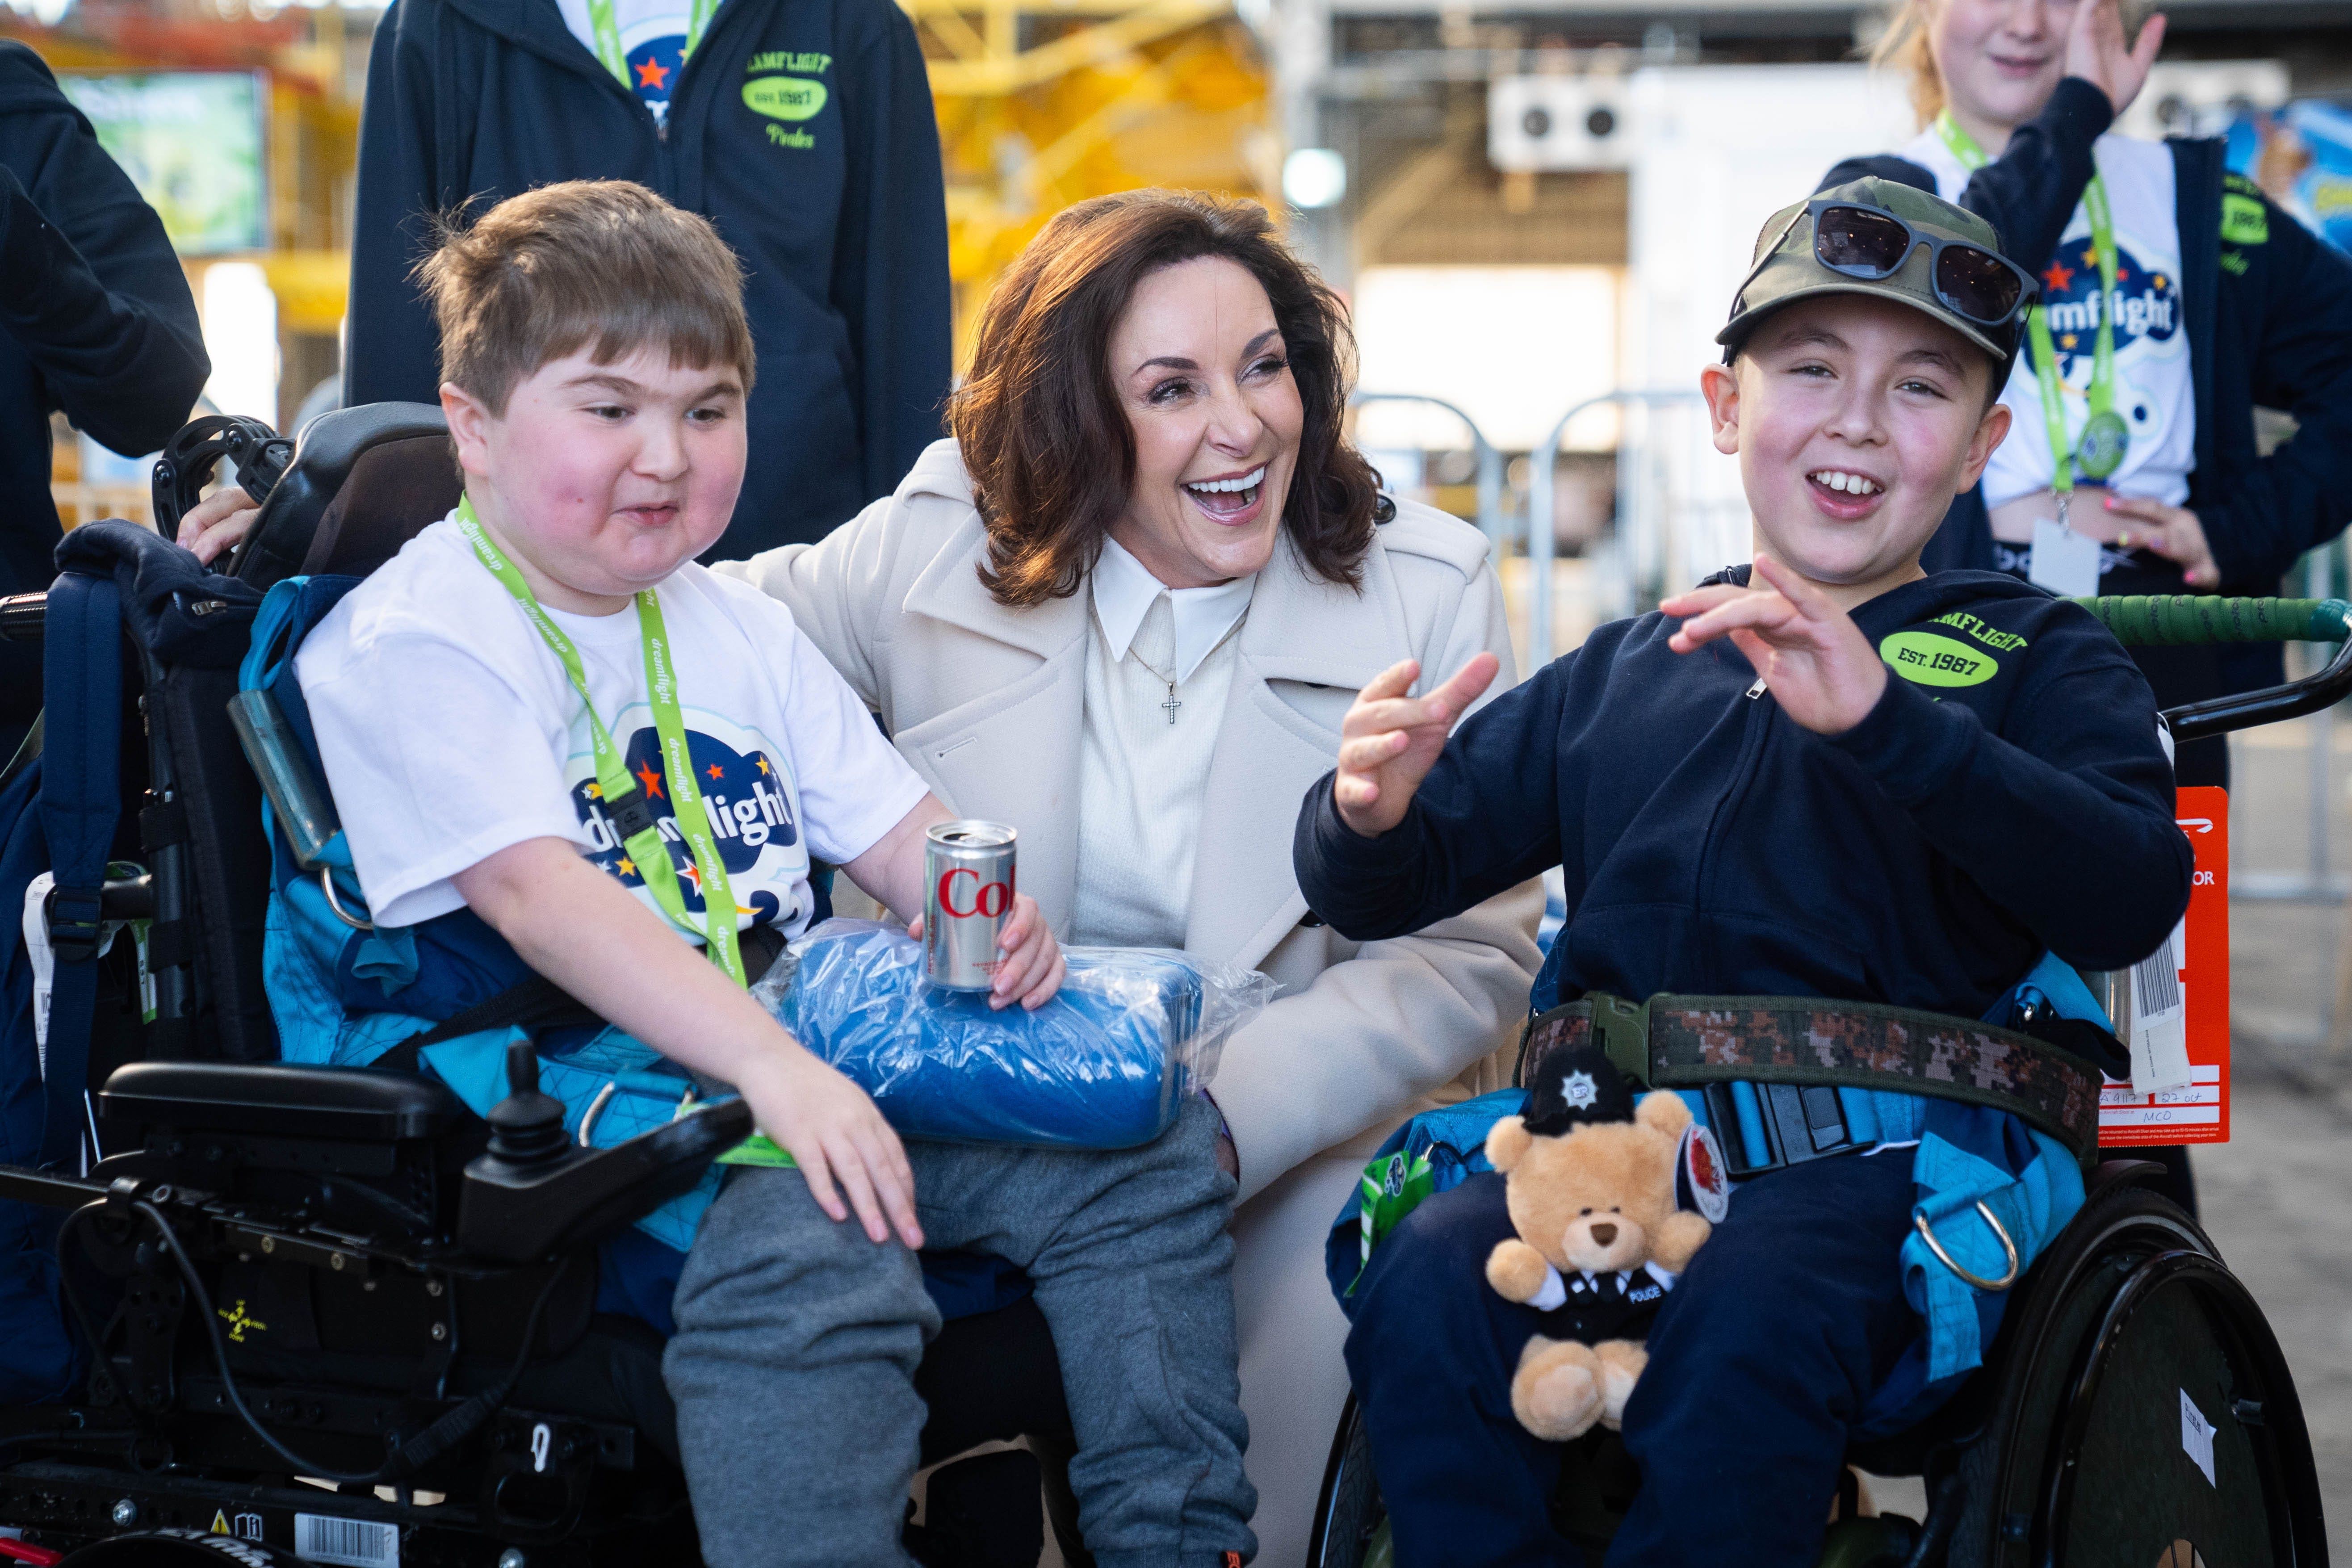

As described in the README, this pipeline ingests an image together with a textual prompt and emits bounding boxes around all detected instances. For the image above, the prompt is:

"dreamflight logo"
[2036,235,2180,381]
[571,725,798,927]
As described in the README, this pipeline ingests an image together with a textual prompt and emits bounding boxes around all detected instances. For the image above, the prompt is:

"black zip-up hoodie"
[1295,568,2191,1020]
[346,0,951,558]
[0,42,210,738]
[1828,82,2352,692]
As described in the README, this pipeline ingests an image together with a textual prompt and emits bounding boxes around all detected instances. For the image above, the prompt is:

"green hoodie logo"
[744,75,827,121]
[1880,630,1998,688]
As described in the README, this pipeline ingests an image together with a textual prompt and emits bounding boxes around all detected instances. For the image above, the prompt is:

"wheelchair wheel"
[1308,1392,1384,1568]
[1936,1180,2326,1568]
[1304,1180,2327,1568]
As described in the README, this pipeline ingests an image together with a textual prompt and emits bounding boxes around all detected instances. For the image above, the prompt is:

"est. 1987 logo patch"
[1879,629,1999,688]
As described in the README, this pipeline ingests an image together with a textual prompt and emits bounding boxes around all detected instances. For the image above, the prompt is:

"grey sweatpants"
[662,1097,1255,1568]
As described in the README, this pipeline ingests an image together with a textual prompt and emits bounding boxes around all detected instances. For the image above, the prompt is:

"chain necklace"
[1120,609,1246,726]
[1127,645,1186,725]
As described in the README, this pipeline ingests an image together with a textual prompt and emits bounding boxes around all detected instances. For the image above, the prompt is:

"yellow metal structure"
[901,0,1275,365]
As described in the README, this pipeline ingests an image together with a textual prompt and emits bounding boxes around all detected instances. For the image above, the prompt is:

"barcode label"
[2127,924,2193,1097]
[2134,946,2182,1016]
[294,1513,399,1567]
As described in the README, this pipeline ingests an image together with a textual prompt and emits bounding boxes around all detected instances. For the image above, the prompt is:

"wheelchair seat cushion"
[101,1060,469,1141]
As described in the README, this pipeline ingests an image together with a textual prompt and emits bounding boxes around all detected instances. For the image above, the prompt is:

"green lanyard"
[456,498,747,989]
[1934,113,2130,496]
[587,0,717,91]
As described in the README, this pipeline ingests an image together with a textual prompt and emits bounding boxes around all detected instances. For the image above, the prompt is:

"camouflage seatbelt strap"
[1516,995,2102,1165]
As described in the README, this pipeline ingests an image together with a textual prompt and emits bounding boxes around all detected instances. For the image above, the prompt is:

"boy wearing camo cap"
[1292,178,2192,1565]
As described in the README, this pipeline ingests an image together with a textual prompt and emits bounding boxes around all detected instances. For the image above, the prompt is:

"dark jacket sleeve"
[830,0,951,501]
[2195,192,2352,587]
[0,46,207,456]
[1294,656,1574,943]
[345,0,451,407]
[1820,76,2113,277]
[1824,628,2190,969]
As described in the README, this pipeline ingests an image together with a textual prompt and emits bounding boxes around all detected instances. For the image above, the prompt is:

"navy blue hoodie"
[0,42,210,740]
[346,0,951,558]
[1295,569,2192,1020]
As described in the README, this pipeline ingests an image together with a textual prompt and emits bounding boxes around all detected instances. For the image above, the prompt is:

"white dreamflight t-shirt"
[298,515,928,939]
[555,0,721,126]
[1902,127,2195,510]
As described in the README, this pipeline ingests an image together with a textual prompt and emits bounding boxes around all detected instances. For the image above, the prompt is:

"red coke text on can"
[924,820,1018,990]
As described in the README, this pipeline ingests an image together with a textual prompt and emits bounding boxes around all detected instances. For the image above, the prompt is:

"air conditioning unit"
[1488,76,1634,172]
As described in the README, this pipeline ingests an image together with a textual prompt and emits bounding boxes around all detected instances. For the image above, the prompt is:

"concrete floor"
[2201,720,2352,1560]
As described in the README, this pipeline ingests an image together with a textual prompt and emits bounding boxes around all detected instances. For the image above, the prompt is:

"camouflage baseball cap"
[1716,176,2031,373]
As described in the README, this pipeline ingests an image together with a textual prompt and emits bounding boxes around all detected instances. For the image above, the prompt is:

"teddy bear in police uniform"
[1484,1044,1726,1440]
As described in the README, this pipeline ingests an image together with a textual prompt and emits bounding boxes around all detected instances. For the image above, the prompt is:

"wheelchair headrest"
[232,402,462,590]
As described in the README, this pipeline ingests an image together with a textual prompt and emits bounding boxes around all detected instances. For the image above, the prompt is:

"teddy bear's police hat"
[1522,1044,1639,1136]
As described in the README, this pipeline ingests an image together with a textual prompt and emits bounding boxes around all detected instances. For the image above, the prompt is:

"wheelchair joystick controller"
[485,1041,571,1169]
[457,1039,755,1264]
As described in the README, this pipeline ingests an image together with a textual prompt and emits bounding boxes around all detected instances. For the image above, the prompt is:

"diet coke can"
[924,820,1018,990]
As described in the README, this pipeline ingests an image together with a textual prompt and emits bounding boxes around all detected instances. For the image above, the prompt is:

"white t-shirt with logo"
[1901,129,2196,509]
[556,0,716,126]
[297,516,929,940]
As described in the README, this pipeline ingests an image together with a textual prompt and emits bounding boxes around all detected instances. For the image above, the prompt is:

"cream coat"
[718,438,1542,1562]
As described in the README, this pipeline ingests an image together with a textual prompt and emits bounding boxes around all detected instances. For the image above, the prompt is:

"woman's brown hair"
[950,190,1384,608]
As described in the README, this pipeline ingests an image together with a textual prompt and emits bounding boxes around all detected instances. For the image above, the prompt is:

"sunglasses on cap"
[1734,197,2038,329]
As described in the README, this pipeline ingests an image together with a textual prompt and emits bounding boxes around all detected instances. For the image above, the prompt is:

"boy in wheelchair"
[1292,178,2193,1565]
[292,180,1255,1567]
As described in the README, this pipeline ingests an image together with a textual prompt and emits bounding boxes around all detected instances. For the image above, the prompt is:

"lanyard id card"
[457,499,748,988]
[1935,113,2132,501]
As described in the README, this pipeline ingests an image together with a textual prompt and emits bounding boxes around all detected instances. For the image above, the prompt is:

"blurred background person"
[343,0,952,557]
[0,38,208,765]
[1829,0,2352,1220]
[1840,0,2352,787]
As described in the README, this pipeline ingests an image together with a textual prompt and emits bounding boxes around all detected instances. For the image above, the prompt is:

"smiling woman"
[716,188,1543,1564]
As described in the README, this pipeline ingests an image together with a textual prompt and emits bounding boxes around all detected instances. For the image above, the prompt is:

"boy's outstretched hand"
[1333,652,1500,837]
[1661,554,1887,735]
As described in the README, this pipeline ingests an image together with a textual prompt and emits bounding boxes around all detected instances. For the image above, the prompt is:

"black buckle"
[605,785,659,843]
[1703,1082,1863,1179]
[44,884,105,964]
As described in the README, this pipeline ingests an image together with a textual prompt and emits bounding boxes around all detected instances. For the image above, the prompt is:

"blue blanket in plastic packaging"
[752,919,1275,1149]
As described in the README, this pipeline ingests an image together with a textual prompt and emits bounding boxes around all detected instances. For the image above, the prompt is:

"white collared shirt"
[1069,538,1258,949]
[1089,536,1256,683]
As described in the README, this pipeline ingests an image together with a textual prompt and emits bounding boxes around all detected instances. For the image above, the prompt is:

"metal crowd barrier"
[1347,393,1509,558]
[1524,389,1706,667]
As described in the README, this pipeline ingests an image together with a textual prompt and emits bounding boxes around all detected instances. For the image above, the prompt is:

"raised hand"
[1333,652,1500,837]
[2065,0,2167,119]
[1660,553,1887,736]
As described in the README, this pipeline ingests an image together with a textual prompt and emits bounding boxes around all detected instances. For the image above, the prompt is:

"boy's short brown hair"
[419,180,755,415]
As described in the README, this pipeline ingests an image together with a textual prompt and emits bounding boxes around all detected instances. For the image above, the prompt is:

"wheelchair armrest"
[457,1098,754,1264]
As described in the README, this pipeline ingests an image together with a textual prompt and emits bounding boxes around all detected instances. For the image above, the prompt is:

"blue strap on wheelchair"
[35,570,121,1171]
